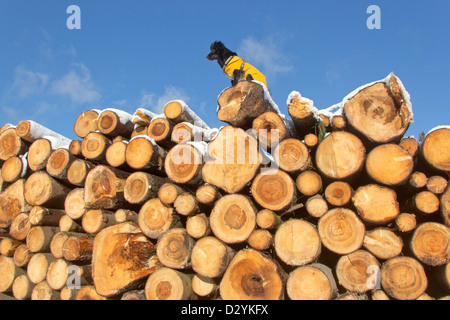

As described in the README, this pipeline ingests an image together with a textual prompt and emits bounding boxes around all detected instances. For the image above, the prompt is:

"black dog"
[206,41,267,87]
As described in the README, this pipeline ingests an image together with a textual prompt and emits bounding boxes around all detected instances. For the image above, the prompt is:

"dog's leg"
[246,74,254,81]
[232,69,245,86]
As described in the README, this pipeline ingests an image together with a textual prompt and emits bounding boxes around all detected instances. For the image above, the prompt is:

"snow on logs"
[0,74,449,301]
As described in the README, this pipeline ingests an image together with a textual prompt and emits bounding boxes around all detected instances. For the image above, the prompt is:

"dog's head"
[206,41,226,61]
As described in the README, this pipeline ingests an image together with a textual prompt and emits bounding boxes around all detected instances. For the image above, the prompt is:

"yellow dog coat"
[223,56,267,87]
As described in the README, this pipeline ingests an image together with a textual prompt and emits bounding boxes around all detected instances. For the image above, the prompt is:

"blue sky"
[0,0,449,141]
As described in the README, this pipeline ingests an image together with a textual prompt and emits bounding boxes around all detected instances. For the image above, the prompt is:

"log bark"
[125,136,166,173]
[420,127,450,174]
[156,228,194,270]
[97,109,135,138]
[92,222,159,297]
[352,184,400,225]
[336,250,381,293]
[144,267,195,300]
[219,248,286,300]
[366,144,414,186]
[0,128,28,161]
[410,222,450,266]
[0,179,31,228]
[138,198,179,240]
[202,126,262,193]
[147,117,175,149]
[342,73,413,145]
[315,131,366,181]
[324,181,353,207]
[24,171,70,209]
[363,228,403,260]
[81,132,112,162]
[216,81,277,129]
[274,219,321,266]
[273,138,311,173]
[380,256,428,300]
[73,109,100,138]
[209,194,257,244]
[165,141,206,185]
[318,208,366,255]
[287,263,337,300]
[124,171,167,205]
[84,165,130,210]
[191,236,234,278]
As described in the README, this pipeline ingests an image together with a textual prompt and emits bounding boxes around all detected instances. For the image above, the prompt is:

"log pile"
[0,72,449,301]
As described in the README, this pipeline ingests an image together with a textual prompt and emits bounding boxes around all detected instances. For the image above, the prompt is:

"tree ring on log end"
[210,194,256,244]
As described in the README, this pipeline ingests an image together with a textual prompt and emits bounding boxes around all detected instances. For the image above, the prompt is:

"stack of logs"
[0,72,449,300]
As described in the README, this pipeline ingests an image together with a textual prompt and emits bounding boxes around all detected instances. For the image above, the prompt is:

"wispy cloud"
[50,63,101,103]
[9,66,49,98]
[140,86,190,114]
[238,36,293,78]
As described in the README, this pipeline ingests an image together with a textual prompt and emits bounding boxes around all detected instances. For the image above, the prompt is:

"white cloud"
[238,37,293,77]
[9,66,49,98]
[50,63,101,103]
[140,86,190,114]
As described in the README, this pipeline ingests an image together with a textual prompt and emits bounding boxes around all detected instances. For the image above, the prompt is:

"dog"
[206,41,267,87]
